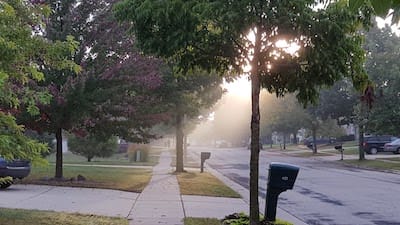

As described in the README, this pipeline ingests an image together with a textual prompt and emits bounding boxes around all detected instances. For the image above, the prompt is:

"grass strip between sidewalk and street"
[342,159,400,171]
[176,172,241,198]
[290,152,333,157]
[184,217,293,225]
[0,208,128,225]
[17,165,152,192]
[184,217,221,225]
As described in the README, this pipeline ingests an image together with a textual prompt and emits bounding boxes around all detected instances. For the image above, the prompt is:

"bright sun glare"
[223,31,302,99]
[224,76,251,99]
[275,40,301,55]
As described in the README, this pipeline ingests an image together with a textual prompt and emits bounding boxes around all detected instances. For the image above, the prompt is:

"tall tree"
[17,0,165,179]
[261,94,309,149]
[304,80,358,153]
[156,69,223,172]
[364,25,400,136]
[0,0,77,163]
[115,1,371,224]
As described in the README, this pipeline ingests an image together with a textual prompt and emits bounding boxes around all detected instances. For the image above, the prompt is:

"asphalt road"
[190,146,400,225]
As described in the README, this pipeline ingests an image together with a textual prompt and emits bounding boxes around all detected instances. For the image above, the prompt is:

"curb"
[203,160,308,225]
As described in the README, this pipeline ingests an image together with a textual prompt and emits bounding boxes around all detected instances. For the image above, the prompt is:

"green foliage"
[67,134,118,162]
[221,213,292,225]
[349,0,400,24]
[318,118,347,138]
[312,80,358,125]
[115,0,371,104]
[0,176,13,188]
[184,218,220,225]
[0,112,48,163]
[0,0,78,163]
[24,130,55,157]
[262,94,308,137]
[363,25,400,136]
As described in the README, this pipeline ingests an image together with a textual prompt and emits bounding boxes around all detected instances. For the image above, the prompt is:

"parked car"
[362,135,398,154]
[0,157,31,189]
[215,140,231,148]
[383,138,400,154]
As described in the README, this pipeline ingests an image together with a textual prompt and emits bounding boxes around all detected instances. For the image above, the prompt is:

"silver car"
[383,138,400,154]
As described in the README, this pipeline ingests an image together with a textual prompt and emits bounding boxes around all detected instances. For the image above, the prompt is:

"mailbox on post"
[200,152,211,173]
[335,144,344,160]
[265,162,299,222]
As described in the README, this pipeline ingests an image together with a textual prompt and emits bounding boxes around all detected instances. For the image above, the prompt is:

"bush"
[0,176,13,189]
[221,213,292,225]
[68,134,118,162]
[127,144,150,162]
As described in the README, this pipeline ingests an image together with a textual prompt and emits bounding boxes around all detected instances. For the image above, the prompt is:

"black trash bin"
[265,162,299,222]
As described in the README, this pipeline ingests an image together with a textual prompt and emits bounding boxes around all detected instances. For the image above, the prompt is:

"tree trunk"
[358,125,365,160]
[293,132,298,144]
[87,156,92,162]
[283,133,286,150]
[183,135,187,163]
[270,134,273,148]
[249,27,262,225]
[358,103,366,160]
[312,127,317,154]
[55,128,63,179]
[175,112,184,172]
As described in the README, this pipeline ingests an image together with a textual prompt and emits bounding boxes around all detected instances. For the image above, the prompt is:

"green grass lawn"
[176,172,241,198]
[383,157,400,162]
[46,150,162,166]
[322,147,359,155]
[0,208,128,225]
[342,159,400,171]
[17,165,152,192]
[263,144,304,152]
[184,218,221,225]
[291,152,334,157]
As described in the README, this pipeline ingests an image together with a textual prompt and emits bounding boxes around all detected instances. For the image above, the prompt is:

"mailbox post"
[335,145,344,160]
[200,152,211,173]
[265,162,299,222]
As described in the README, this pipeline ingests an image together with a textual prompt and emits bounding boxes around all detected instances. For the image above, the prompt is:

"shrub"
[0,176,13,189]
[68,134,118,162]
[221,213,292,225]
[127,144,150,162]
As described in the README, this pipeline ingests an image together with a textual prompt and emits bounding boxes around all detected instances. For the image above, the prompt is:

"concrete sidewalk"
[128,151,248,225]
[127,151,183,225]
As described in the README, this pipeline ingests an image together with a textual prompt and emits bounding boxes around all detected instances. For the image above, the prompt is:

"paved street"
[190,146,400,225]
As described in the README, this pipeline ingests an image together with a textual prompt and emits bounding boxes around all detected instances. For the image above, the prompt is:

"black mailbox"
[201,152,211,161]
[334,145,343,150]
[265,162,299,222]
[267,162,299,190]
[335,144,344,160]
[200,152,211,173]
